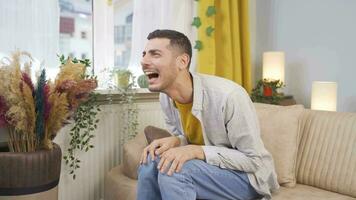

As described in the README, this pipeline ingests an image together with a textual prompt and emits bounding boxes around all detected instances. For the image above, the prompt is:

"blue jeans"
[137,155,261,200]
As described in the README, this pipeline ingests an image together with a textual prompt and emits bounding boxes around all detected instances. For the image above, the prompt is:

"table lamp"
[263,51,285,83]
[311,81,337,111]
[261,52,285,96]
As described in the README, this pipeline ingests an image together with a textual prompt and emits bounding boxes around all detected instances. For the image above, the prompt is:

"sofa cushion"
[296,110,356,197]
[254,103,304,187]
[273,184,356,200]
[122,132,147,179]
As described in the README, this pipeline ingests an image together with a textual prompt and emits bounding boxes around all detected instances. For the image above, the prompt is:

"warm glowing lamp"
[263,52,285,83]
[311,81,337,111]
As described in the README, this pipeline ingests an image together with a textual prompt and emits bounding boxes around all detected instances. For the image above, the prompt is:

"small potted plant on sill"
[115,69,134,90]
[0,51,100,198]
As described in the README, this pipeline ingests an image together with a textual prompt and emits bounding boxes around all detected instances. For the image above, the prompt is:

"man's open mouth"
[145,71,159,81]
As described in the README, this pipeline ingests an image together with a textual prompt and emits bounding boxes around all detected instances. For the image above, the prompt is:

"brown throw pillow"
[144,126,171,144]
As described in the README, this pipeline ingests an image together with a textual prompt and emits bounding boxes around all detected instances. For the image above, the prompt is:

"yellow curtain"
[197,0,252,93]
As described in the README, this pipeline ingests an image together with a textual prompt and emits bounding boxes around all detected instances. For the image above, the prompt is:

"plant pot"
[263,85,273,97]
[0,143,61,199]
[116,71,132,89]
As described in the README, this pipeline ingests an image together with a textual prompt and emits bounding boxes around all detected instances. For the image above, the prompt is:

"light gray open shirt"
[159,73,279,199]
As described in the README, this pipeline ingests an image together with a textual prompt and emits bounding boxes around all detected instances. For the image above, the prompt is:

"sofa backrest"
[296,110,356,197]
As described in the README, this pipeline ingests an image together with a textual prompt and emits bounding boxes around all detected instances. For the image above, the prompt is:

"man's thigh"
[175,159,259,200]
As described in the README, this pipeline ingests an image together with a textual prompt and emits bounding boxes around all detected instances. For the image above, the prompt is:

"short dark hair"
[147,29,192,68]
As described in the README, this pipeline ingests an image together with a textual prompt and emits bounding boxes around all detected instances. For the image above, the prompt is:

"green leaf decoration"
[191,17,202,28]
[206,26,215,36]
[194,40,203,51]
[206,6,216,17]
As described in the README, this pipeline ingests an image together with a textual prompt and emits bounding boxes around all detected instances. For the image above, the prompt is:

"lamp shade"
[263,52,285,82]
[311,81,337,111]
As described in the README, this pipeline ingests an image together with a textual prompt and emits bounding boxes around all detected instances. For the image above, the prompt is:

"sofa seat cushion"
[254,103,305,187]
[273,184,356,200]
[105,165,137,200]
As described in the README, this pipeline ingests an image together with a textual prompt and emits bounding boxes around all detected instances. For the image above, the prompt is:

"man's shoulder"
[195,73,245,95]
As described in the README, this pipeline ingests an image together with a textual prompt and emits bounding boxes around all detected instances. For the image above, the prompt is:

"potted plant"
[115,69,133,90]
[0,51,100,198]
[250,79,285,105]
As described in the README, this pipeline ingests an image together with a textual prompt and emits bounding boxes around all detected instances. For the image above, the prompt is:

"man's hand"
[157,145,205,176]
[140,136,180,164]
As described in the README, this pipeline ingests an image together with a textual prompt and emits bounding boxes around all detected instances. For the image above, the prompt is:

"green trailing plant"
[109,68,139,144]
[118,86,139,144]
[116,71,139,144]
[250,79,285,105]
[59,55,101,180]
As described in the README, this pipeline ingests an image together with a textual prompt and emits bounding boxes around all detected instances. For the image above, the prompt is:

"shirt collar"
[191,73,203,111]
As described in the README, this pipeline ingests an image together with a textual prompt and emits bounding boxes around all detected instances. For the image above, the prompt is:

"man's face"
[141,38,180,92]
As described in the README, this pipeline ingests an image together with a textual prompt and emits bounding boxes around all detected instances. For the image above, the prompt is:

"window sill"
[95,88,159,105]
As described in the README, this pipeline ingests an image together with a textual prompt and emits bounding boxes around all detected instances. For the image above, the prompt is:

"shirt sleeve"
[202,90,264,173]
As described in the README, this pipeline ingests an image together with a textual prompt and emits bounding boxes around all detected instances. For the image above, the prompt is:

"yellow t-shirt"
[175,101,204,145]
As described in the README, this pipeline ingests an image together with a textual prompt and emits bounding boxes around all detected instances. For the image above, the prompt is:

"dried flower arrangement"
[0,51,100,178]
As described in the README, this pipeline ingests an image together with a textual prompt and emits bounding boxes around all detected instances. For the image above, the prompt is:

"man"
[137,29,279,200]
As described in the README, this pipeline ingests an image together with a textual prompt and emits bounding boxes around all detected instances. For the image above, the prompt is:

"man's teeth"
[145,72,156,75]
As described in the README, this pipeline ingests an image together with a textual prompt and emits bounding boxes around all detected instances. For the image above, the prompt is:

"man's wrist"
[191,145,205,160]
[174,136,181,147]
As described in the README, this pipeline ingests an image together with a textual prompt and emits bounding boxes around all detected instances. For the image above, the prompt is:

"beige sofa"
[105,103,356,200]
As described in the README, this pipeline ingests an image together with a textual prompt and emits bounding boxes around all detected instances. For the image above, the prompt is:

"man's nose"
[141,55,150,68]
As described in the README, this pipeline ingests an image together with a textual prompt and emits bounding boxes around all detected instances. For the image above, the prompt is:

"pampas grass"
[34,69,47,146]
[0,52,97,152]
[55,58,86,86]
[44,92,69,149]
[0,52,37,152]
[22,81,36,150]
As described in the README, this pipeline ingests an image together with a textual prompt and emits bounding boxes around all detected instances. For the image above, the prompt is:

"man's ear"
[176,53,190,70]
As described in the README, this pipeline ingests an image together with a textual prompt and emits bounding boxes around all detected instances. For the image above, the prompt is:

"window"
[81,53,87,59]
[113,0,133,70]
[59,0,92,73]
[81,31,87,39]
[69,52,75,58]
[0,0,93,81]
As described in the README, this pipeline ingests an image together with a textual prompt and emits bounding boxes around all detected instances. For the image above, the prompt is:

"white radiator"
[54,100,165,200]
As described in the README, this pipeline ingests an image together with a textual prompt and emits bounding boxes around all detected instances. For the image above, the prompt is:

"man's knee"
[137,155,160,178]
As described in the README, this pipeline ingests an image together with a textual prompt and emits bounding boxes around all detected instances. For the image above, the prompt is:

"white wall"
[250,0,356,112]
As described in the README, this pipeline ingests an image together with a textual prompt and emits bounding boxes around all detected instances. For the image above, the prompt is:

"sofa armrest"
[122,132,147,179]
[122,126,172,180]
